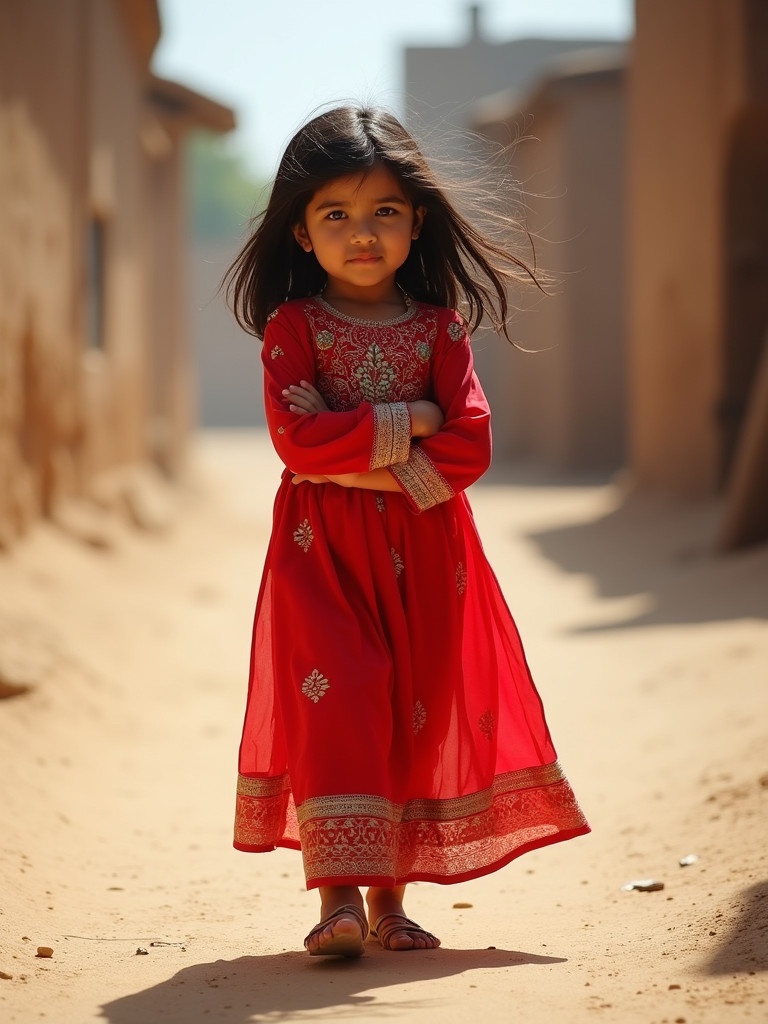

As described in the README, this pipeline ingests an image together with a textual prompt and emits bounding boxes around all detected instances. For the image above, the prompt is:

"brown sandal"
[304,904,369,957]
[370,913,440,951]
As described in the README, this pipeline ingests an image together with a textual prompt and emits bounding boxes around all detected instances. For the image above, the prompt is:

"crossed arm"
[283,380,444,490]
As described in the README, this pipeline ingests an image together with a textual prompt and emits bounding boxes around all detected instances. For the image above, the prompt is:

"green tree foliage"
[186,132,267,242]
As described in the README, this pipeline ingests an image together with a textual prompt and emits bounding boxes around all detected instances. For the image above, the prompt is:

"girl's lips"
[348,253,381,262]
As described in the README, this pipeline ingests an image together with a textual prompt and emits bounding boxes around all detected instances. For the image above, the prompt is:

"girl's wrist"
[408,400,442,438]
[408,402,425,437]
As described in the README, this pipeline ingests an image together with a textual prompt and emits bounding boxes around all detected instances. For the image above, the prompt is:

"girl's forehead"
[310,165,408,204]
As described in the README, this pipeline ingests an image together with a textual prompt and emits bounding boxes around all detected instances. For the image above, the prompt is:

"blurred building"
[0,0,234,547]
[404,5,616,137]
[629,0,768,548]
[406,3,767,549]
[405,5,627,471]
[192,239,267,429]
[472,49,626,470]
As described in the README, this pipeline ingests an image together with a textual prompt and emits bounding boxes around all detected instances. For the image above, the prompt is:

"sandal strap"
[304,904,369,947]
[371,913,437,949]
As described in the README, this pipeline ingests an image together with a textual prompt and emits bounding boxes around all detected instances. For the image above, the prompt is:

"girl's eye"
[376,207,397,216]
[326,210,346,221]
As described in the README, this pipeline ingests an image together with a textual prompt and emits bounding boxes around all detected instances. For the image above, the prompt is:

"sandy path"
[1,431,766,1024]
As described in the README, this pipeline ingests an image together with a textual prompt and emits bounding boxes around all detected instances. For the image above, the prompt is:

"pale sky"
[153,0,633,178]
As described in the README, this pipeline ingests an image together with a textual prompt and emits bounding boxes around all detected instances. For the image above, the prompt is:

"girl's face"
[293,164,425,299]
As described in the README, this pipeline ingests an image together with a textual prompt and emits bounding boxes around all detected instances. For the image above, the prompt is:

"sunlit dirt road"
[1,431,766,1024]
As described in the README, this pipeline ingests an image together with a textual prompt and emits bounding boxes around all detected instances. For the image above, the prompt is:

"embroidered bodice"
[302,299,438,412]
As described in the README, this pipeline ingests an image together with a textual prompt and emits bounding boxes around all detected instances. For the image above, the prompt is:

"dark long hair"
[224,105,540,339]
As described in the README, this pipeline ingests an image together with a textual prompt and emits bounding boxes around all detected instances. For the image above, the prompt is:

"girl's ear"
[411,205,426,240]
[293,223,313,252]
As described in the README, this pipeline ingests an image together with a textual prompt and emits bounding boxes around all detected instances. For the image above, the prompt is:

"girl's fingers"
[292,473,328,485]
[282,382,329,414]
[283,387,312,413]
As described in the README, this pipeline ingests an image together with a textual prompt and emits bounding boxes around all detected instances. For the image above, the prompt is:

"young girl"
[227,105,589,958]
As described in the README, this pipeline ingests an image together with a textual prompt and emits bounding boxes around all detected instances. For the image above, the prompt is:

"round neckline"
[313,293,418,327]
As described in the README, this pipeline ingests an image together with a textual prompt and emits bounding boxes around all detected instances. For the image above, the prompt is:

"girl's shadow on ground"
[706,879,768,975]
[100,945,564,1024]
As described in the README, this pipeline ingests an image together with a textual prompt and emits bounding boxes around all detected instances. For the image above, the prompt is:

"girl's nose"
[351,219,376,243]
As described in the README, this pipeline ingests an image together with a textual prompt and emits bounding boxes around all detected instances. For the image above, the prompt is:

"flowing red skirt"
[234,473,589,888]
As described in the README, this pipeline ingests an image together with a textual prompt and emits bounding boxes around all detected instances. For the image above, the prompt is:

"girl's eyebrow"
[312,195,409,212]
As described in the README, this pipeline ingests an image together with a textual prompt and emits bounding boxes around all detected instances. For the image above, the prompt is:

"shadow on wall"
[100,945,565,1024]
[705,879,768,975]
[523,490,768,631]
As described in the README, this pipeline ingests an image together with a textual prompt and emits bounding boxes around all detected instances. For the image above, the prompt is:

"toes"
[307,914,365,953]
[306,921,338,953]
[369,913,441,951]
[306,925,330,953]
[387,929,440,950]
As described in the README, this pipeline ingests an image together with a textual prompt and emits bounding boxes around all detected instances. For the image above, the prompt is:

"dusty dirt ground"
[1,431,766,1024]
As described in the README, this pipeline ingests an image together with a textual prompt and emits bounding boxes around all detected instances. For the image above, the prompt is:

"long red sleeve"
[390,310,492,512]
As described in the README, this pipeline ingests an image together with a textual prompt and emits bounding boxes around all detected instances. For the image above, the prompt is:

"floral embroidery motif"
[376,496,385,512]
[391,548,404,577]
[270,345,284,359]
[316,330,334,350]
[277,425,285,434]
[447,321,466,342]
[355,343,396,402]
[302,669,330,703]
[416,341,431,362]
[478,709,495,739]
[413,700,427,734]
[293,519,314,552]
[303,301,437,412]
[266,309,279,323]
[456,562,468,594]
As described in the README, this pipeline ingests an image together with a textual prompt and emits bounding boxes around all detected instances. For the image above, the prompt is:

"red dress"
[234,296,589,888]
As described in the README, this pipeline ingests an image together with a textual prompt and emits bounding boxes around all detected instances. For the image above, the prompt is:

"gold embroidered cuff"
[370,401,412,470]
[390,445,454,511]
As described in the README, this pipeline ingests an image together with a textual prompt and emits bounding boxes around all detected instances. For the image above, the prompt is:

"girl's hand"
[292,470,402,492]
[291,473,358,487]
[292,473,330,485]
[324,474,359,487]
[408,400,444,438]
[283,381,329,415]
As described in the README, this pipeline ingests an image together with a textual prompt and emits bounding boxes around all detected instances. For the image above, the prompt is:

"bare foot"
[366,885,441,951]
